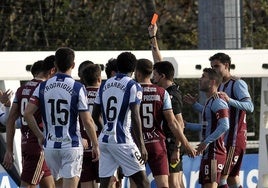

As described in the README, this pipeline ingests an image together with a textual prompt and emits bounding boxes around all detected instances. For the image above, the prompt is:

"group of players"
[1,23,253,188]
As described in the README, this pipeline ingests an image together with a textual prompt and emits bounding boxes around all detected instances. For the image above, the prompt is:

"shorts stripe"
[31,150,45,184]
[222,146,235,175]
[211,159,217,182]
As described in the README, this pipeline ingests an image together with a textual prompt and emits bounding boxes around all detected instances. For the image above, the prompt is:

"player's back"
[37,73,86,149]
[80,87,99,151]
[140,83,170,143]
[98,74,141,144]
[218,77,248,148]
[16,79,43,145]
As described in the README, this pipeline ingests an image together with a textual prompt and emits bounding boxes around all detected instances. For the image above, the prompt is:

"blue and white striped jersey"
[94,73,143,144]
[30,73,88,149]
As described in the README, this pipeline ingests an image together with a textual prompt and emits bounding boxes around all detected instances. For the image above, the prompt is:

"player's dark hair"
[55,47,75,72]
[78,60,94,78]
[153,61,174,81]
[117,52,137,74]
[30,60,44,77]
[105,58,118,78]
[203,68,222,86]
[43,55,55,72]
[81,64,101,86]
[136,58,153,77]
[209,53,231,70]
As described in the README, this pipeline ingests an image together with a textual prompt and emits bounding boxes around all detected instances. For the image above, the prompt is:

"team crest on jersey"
[137,91,142,100]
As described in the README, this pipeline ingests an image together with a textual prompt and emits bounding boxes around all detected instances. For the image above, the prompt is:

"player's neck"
[206,87,218,98]
[139,77,152,84]
[86,85,99,89]
[57,69,72,76]
[223,72,232,83]
[34,77,45,81]
[162,80,173,89]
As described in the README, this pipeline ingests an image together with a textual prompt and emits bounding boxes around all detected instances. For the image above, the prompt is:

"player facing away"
[24,47,100,188]
[3,57,56,188]
[92,52,149,188]
[134,58,196,188]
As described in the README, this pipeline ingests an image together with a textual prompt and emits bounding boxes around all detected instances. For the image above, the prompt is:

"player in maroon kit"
[135,58,195,188]
[3,56,56,188]
[79,64,102,188]
[209,53,254,188]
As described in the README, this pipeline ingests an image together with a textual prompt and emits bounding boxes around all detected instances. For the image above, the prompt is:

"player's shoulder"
[230,76,240,81]
[229,76,248,87]
[211,93,228,107]
[167,83,181,92]
[167,83,182,97]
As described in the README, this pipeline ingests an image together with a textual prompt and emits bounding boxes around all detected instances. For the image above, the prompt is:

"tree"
[0,0,267,50]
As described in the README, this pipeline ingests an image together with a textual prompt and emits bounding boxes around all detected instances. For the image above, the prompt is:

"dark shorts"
[80,152,99,182]
[199,157,226,185]
[166,140,183,173]
[146,140,169,176]
[116,167,124,180]
[21,148,51,185]
[222,146,245,177]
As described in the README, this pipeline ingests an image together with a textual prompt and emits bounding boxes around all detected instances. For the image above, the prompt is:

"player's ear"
[72,62,75,69]
[97,76,102,84]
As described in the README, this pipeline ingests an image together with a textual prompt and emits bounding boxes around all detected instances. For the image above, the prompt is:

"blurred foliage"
[0,0,267,50]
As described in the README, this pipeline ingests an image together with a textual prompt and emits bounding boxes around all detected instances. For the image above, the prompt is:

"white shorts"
[99,143,145,178]
[44,147,83,180]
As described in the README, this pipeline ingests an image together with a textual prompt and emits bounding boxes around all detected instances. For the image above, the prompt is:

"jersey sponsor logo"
[47,133,71,142]
[101,129,115,135]
[143,129,160,142]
